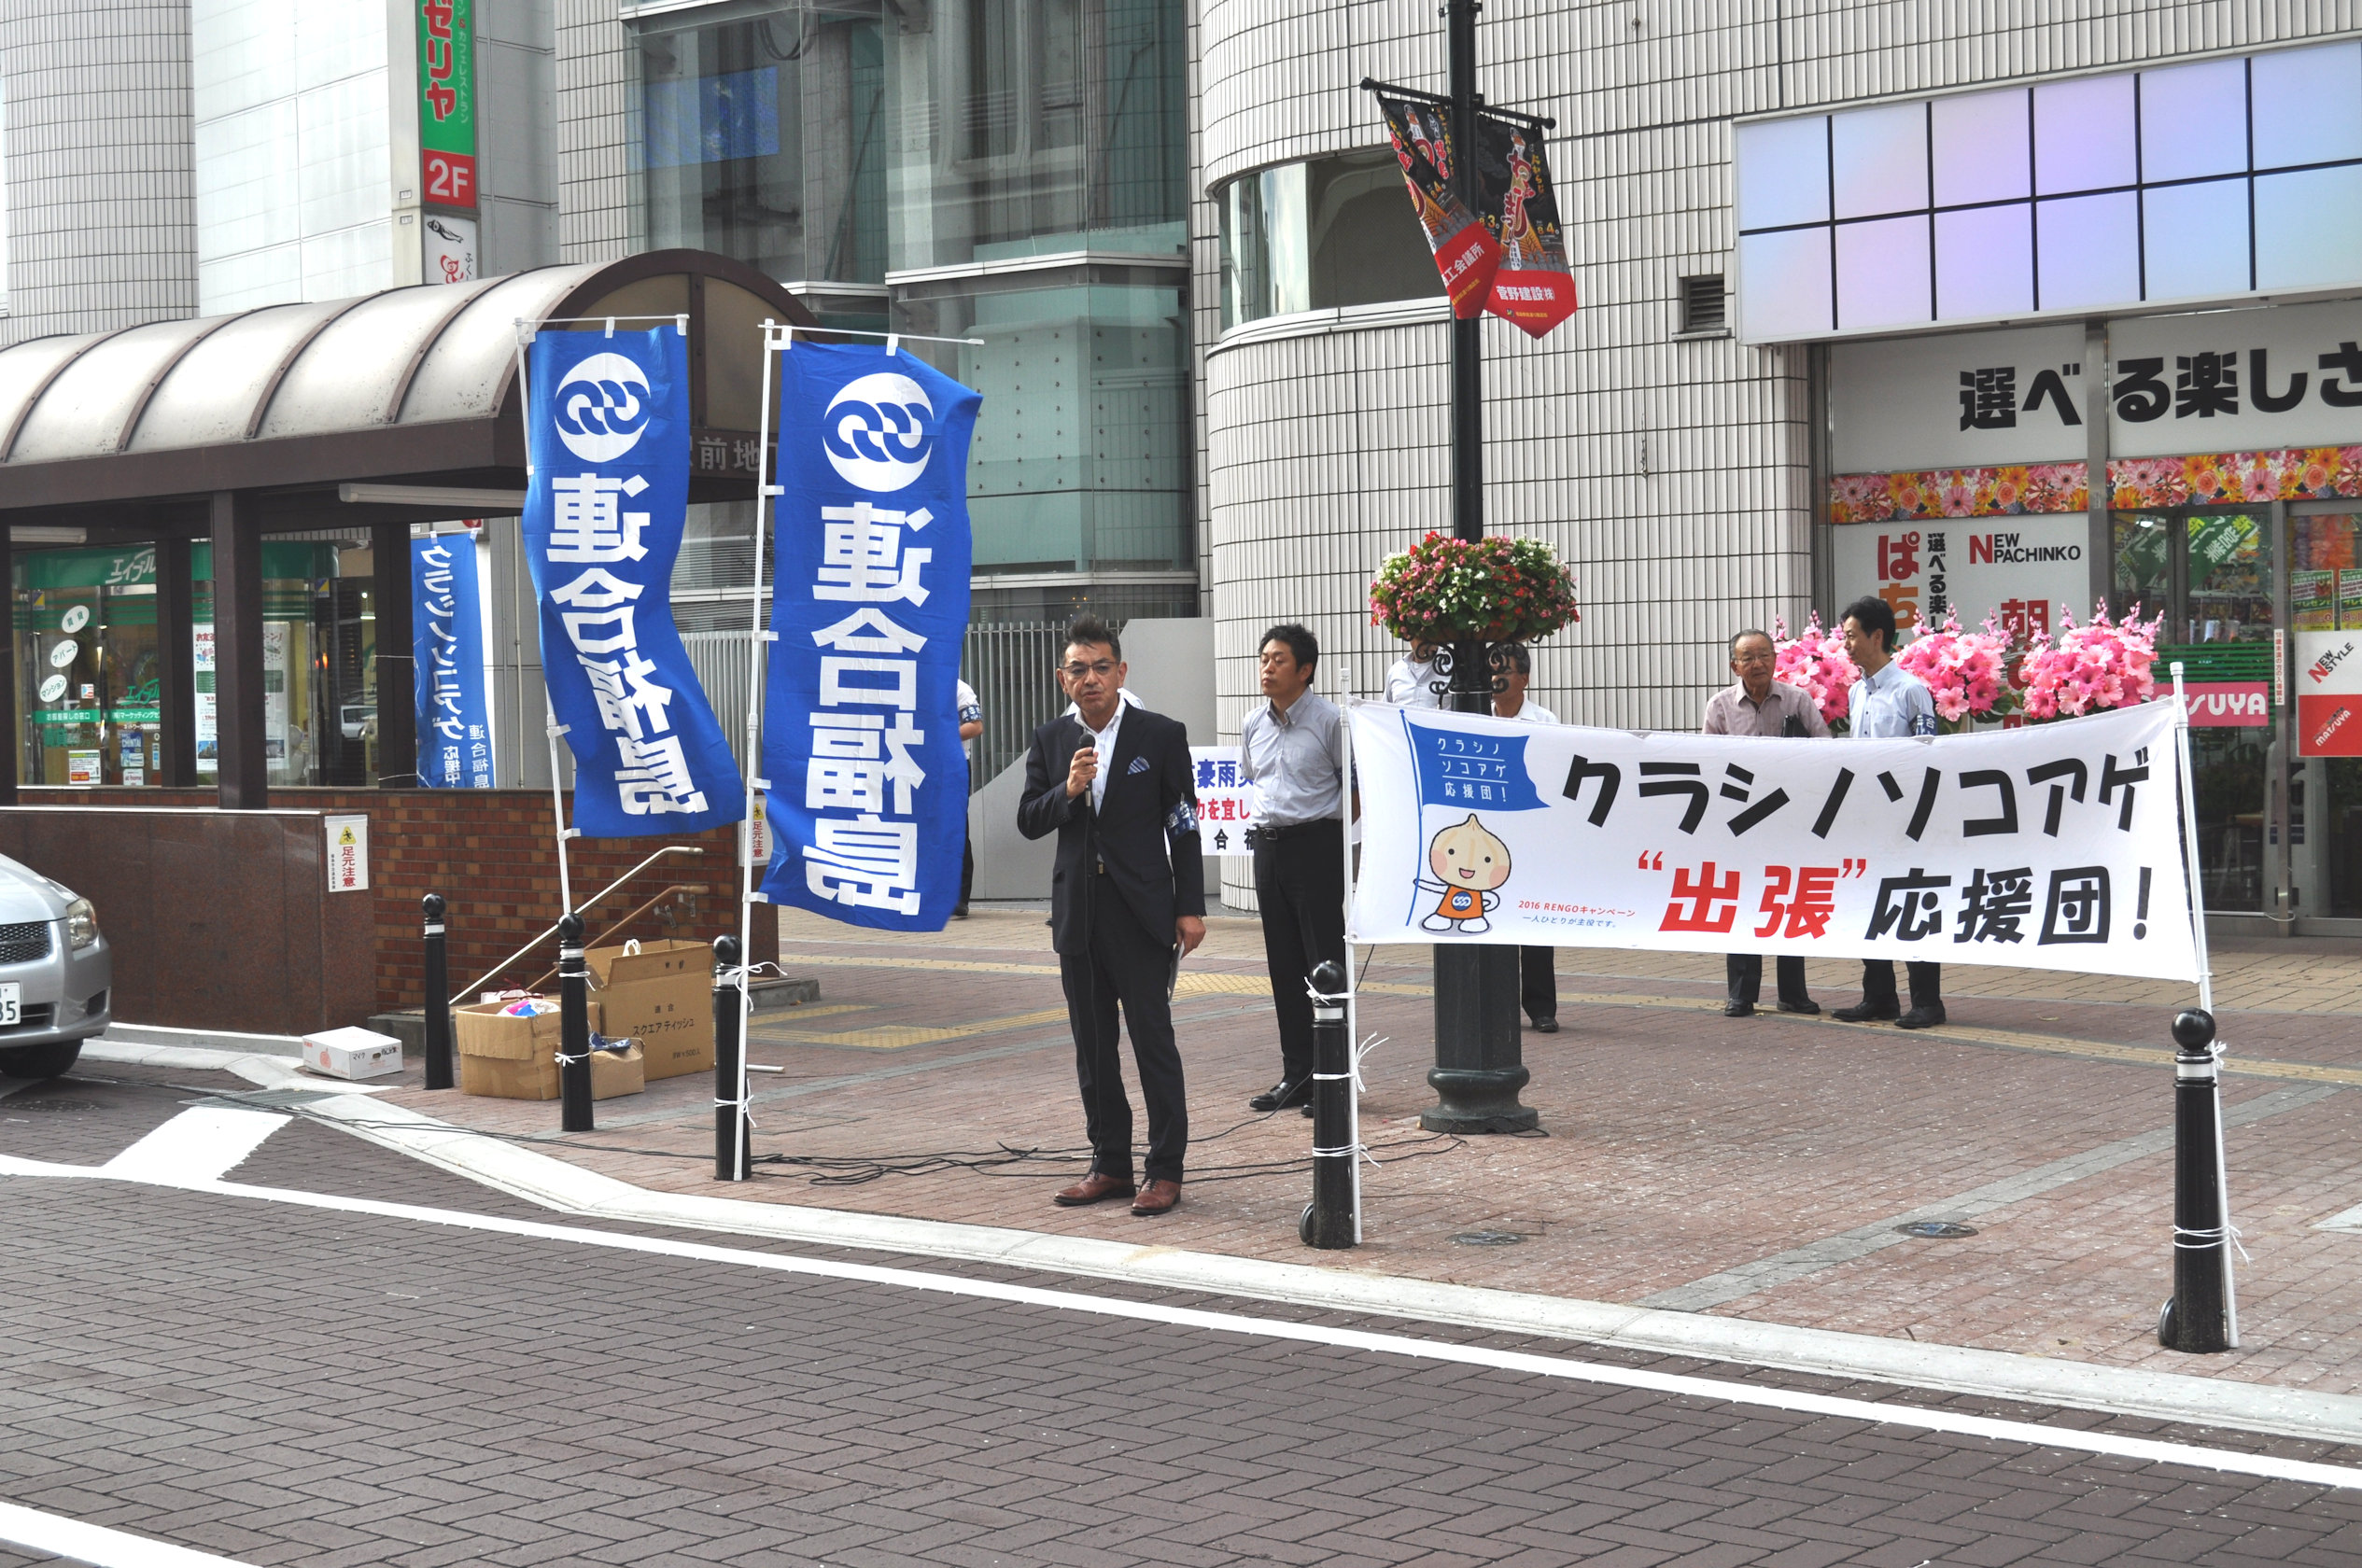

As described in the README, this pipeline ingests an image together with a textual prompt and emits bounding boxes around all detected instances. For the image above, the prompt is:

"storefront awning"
[0,249,813,532]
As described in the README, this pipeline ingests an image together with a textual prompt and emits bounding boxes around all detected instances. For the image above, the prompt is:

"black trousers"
[1254,828,1346,1085]
[959,828,974,908]
[1521,947,1556,1022]
[1059,876,1188,1183]
[1861,959,1942,1012]
[1726,954,1811,1007]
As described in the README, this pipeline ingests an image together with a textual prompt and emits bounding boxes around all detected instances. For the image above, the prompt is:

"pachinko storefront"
[1821,297,2362,928]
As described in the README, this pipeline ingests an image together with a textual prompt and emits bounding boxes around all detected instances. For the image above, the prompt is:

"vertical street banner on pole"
[1377,95,1499,318]
[412,534,493,788]
[761,343,982,931]
[1476,117,1578,337]
[522,325,743,836]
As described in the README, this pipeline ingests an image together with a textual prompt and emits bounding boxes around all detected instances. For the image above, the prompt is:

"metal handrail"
[460,846,705,997]
[514,882,705,994]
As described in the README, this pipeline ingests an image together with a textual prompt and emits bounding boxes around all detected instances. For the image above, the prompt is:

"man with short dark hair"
[1704,628,1827,1017]
[1240,623,1347,1113]
[1491,643,1560,1032]
[1018,615,1206,1216]
[1833,595,1947,1029]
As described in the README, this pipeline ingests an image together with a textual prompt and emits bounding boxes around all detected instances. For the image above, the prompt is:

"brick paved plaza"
[372,907,2362,1398]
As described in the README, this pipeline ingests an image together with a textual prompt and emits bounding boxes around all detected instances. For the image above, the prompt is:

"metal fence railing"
[680,620,1102,793]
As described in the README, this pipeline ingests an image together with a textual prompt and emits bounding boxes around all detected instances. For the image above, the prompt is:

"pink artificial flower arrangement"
[1893,612,2016,727]
[2018,603,2165,721]
[1771,612,1861,731]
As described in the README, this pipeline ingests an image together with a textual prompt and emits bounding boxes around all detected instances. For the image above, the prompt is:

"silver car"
[0,856,111,1080]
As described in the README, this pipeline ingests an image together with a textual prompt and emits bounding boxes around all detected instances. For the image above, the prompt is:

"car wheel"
[0,1040,82,1080]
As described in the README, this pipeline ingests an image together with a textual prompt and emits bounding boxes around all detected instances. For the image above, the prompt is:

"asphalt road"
[4,1062,2361,1568]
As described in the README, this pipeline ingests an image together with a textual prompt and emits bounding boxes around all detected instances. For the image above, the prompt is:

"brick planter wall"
[28,788,777,1015]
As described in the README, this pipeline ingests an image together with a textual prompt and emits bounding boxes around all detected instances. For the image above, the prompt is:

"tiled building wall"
[0,0,199,345]
[1193,0,2342,906]
[554,0,637,263]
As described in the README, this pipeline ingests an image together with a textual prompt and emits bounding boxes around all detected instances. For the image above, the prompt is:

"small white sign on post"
[325,814,370,892]
[1188,746,1259,858]
[743,791,772,868]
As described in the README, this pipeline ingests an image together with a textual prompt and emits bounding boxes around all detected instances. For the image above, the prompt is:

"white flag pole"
[513,322,575,917]
[725,320,784,1182]
[1340,664,1362,1245]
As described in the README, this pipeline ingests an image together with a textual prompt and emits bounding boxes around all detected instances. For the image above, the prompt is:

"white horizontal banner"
[1347,699,2199,982]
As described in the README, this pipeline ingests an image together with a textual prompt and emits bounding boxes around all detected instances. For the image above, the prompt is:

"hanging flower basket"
[2018,604,2164,721]
[1369,532,1581,647]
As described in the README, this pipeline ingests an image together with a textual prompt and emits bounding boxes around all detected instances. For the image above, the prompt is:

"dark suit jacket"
[1017,706,1206,956]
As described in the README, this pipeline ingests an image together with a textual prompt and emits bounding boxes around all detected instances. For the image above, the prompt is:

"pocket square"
[1127,756,1152,775]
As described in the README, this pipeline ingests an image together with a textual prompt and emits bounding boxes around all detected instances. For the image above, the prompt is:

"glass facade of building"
[14,540,374,789]
[1216,150,1441,329]
[637,0,1193,621]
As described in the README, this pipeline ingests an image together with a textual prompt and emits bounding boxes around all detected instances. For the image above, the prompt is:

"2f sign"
[424,152,475,207]
[325,814,370,893]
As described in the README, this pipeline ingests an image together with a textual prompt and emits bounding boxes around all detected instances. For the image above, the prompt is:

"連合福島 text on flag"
[760,343,982,931]
[521,324,743,836]
[1376,94,1500,320]
[1347,700,2199,981]
[412,534,492,788]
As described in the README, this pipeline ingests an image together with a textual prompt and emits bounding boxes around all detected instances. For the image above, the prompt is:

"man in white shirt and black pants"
[1239,623,1347,1113]
[954,678,983,917]
[1832,595,1947,1029]
[1491,644,1558,1032]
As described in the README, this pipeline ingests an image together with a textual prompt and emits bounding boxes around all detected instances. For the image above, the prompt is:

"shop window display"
[14,542,365,789]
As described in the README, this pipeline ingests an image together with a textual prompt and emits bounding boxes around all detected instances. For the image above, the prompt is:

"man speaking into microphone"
[1018,615,1206,1217]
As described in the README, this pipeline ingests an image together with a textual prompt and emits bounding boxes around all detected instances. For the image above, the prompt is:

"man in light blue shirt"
[1831,595,1947,1029]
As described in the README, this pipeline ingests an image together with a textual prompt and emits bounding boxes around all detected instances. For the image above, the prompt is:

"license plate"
[0,985,21,1026]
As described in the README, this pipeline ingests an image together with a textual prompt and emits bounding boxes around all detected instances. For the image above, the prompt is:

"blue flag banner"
[759,343,981,930]
[522,326,741,836]
[412,535,492,788]
[1406,719,1548,810]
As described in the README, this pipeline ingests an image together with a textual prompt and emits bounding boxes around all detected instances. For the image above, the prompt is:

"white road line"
[101,1108,290,1185]
[6,1149,2360,1495]
[0,1498,261,1568]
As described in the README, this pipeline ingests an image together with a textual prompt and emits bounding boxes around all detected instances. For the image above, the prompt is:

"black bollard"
[2159,1007,2233,1352]
[557,912,593,1132]
[713,934,751,1182]
[1299,958,1357,1249]
[421,894,453,1090]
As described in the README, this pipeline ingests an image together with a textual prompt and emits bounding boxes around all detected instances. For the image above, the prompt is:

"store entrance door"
[2288,509,2362,922]
[2112,508,2279,916]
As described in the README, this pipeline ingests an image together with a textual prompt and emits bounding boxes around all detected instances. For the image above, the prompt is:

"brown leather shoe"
[1131,1178,1182,1217]
[1052,1171,1135,1208]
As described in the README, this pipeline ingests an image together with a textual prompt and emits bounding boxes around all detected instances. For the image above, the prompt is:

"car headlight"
[64,897,97,950]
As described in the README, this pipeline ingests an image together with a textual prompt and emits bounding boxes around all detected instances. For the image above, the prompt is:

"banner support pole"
[2162,660,2235,1352]
[1340,666,1363,1244]
[718,321,782,1182]
[513,324,575,918]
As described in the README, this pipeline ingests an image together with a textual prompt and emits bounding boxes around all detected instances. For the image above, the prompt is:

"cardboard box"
[300,1025,404,1081]
[586,939,714,1081]
[454,999,644,1101]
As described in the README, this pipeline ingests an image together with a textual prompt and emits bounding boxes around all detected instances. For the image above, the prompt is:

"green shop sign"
[35,707,162,730]
[13,541,334,591]
[418,0,477,208]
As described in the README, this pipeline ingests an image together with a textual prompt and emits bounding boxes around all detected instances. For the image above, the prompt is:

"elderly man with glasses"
[1702,627,1828,1017]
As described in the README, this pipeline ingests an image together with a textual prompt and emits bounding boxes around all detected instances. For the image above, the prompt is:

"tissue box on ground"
[453,998,643,1100]
[585,939,713,1081]
[301,1025,404,1080]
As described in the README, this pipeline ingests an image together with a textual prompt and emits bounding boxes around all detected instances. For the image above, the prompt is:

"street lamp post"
[1422,0,1537,1135]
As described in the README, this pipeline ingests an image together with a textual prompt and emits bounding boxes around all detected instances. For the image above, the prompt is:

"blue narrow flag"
[522,325,742,836]
[1405,720,1549,810]
[412,534,493,788]
[760,343,982,930]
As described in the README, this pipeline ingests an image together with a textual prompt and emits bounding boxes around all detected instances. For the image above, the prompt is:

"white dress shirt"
[1385,656,1441,707]
[1077,700,1125,813]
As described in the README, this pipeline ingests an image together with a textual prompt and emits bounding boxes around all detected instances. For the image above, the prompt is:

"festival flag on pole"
[1377,95,1500,319]
[1476,117,1579,338]
[521,325,743,836]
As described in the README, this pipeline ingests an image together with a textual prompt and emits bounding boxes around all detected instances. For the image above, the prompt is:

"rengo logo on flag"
[762,343,982,931]
[522,325,742,836]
